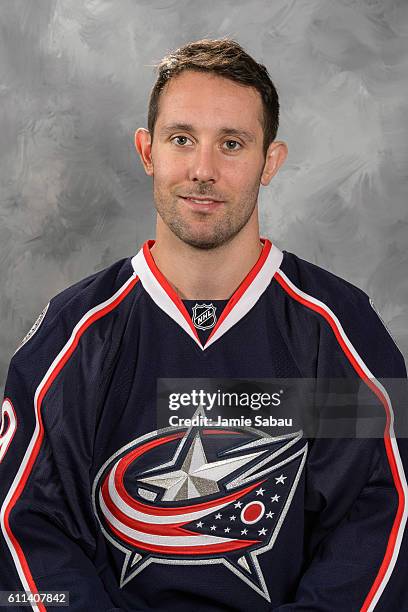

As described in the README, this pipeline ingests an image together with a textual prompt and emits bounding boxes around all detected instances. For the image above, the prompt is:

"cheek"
[226,161,260,188]
[153,154,186,184]
[225,150,263,173]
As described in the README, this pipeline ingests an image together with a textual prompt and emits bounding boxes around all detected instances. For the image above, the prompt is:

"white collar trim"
[131,239,283,351]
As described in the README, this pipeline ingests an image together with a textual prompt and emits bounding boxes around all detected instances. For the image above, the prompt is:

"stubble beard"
[153,181,261,251]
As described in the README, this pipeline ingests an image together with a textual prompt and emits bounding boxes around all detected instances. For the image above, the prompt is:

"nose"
[188,144,219,184]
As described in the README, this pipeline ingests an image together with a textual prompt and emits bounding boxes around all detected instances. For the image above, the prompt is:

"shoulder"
[277,250,367,314]
[48,256,138,323]
[275,250,406,378]
[9,256,141,390]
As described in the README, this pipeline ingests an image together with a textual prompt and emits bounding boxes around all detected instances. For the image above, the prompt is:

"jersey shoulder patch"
[368,296,402,353]
[13,303,50,355]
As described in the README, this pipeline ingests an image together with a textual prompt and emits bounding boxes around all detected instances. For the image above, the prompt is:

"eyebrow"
[159,123,256,143]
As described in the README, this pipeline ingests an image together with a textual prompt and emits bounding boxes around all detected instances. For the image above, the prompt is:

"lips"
[179,196,224,205]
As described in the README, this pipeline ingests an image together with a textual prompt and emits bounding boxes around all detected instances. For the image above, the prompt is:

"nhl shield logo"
[192,302,217,330]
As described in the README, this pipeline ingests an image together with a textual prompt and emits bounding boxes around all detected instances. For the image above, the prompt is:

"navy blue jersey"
[1,238,407,611]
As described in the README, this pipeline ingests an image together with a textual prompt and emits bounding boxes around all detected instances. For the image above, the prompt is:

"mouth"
[179,195,224,210]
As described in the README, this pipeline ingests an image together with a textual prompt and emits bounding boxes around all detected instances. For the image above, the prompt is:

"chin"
[176,229,237,251]
[184,239,220,250]
[166,216,239,250]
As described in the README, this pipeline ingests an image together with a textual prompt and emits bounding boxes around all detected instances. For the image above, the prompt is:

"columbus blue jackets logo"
[192,302,217,329]
[92,410,307,601]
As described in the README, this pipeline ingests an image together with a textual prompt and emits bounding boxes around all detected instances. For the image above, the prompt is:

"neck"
[150,212,263,300]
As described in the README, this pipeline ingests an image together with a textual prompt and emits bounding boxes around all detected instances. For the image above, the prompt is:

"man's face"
[143,70,275,249]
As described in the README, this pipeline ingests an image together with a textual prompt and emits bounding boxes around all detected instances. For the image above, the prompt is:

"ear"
[260,141,288,186]
[134,128,154,176]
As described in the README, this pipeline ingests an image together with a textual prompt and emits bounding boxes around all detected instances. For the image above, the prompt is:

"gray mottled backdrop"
[1,0,407,393]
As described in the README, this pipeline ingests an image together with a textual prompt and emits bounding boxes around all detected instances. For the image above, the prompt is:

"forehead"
[156,70,264,134]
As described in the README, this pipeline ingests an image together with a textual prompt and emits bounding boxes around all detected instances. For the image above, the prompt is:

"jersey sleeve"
[273,291,408,611]
[0,286,130,611]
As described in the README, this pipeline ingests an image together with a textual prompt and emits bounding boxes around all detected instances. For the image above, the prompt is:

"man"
[0,38,407,611]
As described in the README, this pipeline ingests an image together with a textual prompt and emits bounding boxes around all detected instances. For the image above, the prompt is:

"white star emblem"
[234,501,243,508]
[210,525,216,531]
[266,511,274,518]
[258,528,267,535]
[230,515,236,521]
[271,494,280,502]
[275,474,287,485]
[241,528,248,535]
[196,521,203,528]
[138,432,264,501]
[256,487,265,496]
[224,527,231,533]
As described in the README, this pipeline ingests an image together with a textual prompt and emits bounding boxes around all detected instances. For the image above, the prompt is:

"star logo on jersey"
[192,303,217,330]
[92,408,307,602]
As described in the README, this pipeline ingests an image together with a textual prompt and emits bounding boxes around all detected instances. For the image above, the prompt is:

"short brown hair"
[147,38,280,157]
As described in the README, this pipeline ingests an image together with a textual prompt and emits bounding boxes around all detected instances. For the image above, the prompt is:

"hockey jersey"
[0,238,407,611]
